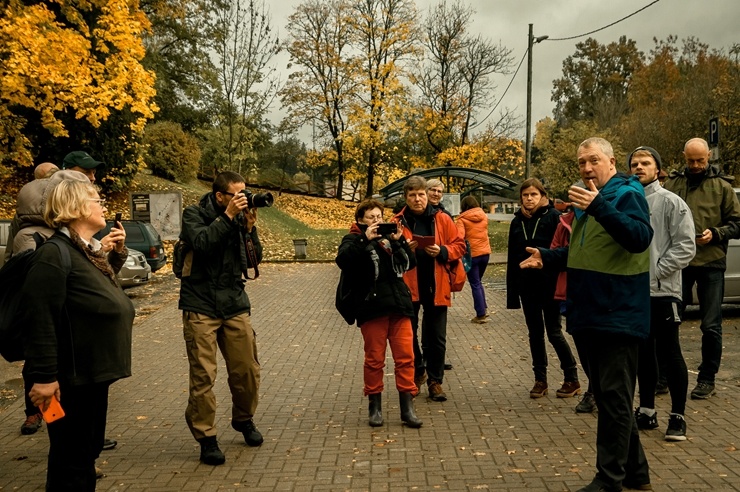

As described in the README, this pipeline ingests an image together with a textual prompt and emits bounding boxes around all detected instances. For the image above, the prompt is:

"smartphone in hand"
[376,223,397,235]
[114,212,122,228]
[42,395,65,424]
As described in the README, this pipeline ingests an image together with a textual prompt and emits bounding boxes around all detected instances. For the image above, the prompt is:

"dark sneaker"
[576,479,622,492]
[428,381,447,401]
[102,438,117,451]
[556,381,581,398]
[655,381,669,395]
[634,408,658,430]
[622,480,653,490]
[198,436,225,466]
[690,381,716,399]
[575,392,596,413]
[239,419,264,447]
[529,381,548,398]
[665,414,687,441]
[20,413,43,435]
[444,362,453,370]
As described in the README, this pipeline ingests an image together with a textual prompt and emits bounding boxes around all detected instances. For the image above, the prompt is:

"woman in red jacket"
[456,196,491,323]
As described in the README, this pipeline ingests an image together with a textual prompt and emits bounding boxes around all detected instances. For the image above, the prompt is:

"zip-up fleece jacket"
[335,223,416,326]
[506,203,560,309]
[540,173,653,339]
[179,192,262,319]
[663,164,740,269]
[643,179,696,300]
[395,206,466,307]
[455,207,491,257]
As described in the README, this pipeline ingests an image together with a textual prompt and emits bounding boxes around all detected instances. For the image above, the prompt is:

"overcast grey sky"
[268,0,739,142]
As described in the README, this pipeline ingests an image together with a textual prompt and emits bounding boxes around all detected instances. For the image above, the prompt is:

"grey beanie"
[627,146,662,171]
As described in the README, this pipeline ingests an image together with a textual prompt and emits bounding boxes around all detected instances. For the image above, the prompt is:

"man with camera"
[178,171,265,466]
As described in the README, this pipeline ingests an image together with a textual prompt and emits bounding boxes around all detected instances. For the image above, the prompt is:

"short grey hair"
[578,137,614,158]
[403,176,427,196]
[426,178,444,191]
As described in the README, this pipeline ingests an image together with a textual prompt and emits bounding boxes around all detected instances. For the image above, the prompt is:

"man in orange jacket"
[395,176,466,401]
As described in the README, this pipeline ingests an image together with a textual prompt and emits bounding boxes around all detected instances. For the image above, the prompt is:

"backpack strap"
[45,236,72,275]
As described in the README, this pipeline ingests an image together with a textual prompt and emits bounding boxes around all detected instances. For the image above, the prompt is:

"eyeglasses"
[220,191,244,198]
[89,198,106,206]
[427,189,443,194]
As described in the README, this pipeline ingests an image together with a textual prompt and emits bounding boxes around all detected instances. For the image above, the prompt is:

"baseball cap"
[62,151,106,171]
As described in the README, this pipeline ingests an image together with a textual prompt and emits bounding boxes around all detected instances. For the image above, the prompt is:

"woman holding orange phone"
[20,180,133,491]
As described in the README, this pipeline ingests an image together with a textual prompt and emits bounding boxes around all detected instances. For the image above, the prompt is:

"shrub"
[143,121,201,183]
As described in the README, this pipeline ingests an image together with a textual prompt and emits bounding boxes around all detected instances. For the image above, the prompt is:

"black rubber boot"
[368,393,383,427]
[399,392,422,428]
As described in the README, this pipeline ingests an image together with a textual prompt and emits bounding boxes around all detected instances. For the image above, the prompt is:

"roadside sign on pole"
[709,117,720,146]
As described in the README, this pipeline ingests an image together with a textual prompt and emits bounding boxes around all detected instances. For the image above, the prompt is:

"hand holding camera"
[365,222,403,241]
[225,189,274,220]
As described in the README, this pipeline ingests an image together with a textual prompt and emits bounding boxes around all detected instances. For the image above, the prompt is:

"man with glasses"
[425,179,455,370]
[178,171,264,465]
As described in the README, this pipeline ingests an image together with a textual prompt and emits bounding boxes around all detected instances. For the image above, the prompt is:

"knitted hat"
[627,146,662,171]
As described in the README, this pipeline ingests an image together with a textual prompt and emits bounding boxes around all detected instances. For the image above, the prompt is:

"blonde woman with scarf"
[506,178,580,399]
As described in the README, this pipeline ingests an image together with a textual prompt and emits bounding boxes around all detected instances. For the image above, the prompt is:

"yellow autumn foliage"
[0,0,157,167]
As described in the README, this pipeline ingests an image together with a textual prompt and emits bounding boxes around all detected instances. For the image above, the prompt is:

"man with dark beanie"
[629,146,695,441]
[664,138,740,399]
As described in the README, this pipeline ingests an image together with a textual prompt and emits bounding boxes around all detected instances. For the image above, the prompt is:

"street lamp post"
[525,24,548,179]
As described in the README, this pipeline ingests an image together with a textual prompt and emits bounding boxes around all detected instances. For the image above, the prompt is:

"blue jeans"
[681,266,724,383]
[466,254,489,317]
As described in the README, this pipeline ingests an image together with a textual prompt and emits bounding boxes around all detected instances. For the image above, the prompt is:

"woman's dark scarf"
[520,195,549,219]
[68,227,120,287]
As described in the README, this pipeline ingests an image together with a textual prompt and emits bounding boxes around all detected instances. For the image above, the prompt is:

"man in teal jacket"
[521,137,653,492]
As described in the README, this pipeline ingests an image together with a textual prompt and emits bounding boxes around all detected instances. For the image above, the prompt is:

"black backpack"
[172,239,192,279]
[0,236,71,362]
[335,270,357,325]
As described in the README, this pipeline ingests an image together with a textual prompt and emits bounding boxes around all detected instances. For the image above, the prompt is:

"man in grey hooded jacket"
[629,146,695,442]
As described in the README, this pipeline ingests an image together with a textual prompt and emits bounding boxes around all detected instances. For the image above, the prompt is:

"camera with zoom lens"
[238,189,274,208]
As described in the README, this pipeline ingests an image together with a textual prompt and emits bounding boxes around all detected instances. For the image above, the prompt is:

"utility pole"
[525,24,548,179]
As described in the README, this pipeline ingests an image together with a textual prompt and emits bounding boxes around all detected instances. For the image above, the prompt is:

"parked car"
[719,189,740,303]
[95,220,167,272]
[553,198,572,212]
[118,248,152,288]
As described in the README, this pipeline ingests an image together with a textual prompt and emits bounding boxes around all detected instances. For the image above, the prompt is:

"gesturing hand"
[519,247,543,269]
[568,179,599,210]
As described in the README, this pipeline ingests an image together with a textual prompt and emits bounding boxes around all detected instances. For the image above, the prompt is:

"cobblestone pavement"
[1,263,740,491]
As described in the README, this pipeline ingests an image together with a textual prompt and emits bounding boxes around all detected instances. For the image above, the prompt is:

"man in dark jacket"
[663,137,740,400]
[522,137,653,492]
[179,171,263,466]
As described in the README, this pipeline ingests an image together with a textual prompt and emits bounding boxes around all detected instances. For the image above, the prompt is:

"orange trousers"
[359,315,416,395]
